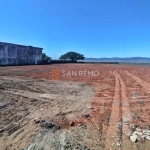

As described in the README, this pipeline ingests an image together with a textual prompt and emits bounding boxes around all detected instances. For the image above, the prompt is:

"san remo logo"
[51,70,100,80]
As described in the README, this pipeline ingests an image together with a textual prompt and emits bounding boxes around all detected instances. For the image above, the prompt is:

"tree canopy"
[42,53,51,62]
[59,51,85,61]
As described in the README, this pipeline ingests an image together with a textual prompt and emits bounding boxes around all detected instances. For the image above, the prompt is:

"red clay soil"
[1,64,150,150]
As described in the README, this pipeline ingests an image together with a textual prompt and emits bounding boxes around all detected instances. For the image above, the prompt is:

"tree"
[42,53,51,62]
[59,51,85,61]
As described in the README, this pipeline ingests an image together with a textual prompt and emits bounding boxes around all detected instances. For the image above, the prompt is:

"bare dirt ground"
[0,64,150,150]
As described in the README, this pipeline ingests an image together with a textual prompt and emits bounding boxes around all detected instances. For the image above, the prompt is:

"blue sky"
[0,0,150,58]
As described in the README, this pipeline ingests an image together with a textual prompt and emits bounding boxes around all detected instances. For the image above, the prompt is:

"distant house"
[0,42,43,65]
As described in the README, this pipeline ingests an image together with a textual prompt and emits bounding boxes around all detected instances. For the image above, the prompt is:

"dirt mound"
[0,76,94,150]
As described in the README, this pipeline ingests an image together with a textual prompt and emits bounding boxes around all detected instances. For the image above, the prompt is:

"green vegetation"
[59,51,85,61]
[42,53,51,62]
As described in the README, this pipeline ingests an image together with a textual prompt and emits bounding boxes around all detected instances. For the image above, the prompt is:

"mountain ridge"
[85,57,150,61]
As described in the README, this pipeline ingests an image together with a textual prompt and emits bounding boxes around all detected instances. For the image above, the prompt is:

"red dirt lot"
[0,64,150,150]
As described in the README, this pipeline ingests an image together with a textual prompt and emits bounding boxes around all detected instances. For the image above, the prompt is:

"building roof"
[0,42,43,50]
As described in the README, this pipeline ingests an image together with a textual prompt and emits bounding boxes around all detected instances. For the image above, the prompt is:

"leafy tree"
[42,53,51,62]
[59,51,85,61]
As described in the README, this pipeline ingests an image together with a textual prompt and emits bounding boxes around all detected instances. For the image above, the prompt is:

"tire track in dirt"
[130,99,150,102]
[125,71,150,93]
[105,70,122,149]
[116,72,132,134]
[105,70,132,150]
